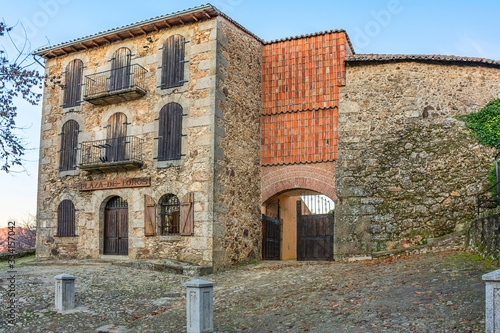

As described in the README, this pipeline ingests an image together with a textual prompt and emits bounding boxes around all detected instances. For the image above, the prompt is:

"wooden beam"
[164,20,171,28]
[114,33,123,41]
[102,36,111,44]
[59,48,68,55]
[79,43,88,50]
[151,23,159,31]
[126,30,135,38]
[69,46,78,52]
[191,14,198,22]
[139,27,147,35]
[203,11,211,19]
[91,40,100,47]
[179,18,184,25]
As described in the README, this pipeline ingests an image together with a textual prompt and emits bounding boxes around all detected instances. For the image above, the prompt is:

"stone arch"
[97,194,130,255]
[261,162,337,204]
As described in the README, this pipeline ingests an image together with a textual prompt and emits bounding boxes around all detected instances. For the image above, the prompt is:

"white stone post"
[483,269,500,332]
[184,279,215,333]
[55,274,76,311]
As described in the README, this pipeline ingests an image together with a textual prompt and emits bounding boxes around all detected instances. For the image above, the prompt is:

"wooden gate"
[262,215,281,260]
[104,197,128,255]
[296,201,334,261]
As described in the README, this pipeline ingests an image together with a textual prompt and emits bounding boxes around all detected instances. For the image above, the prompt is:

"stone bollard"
[482,269,500,332]
[184,279,215,333]
[55,274,76,311]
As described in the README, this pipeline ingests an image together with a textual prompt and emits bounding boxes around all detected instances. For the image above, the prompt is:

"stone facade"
[35,4,500,266]
[35,12,261,271]
[469,213,500,262]
[212,18,262,267]
[336,61,500,258]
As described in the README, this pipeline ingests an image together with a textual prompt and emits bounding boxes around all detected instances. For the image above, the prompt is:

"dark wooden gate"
[262,215,281,260]
[297,201,334,261]
[104,197,128,255]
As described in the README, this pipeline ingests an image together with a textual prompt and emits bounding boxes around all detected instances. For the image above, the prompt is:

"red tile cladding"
[262,31,347,165]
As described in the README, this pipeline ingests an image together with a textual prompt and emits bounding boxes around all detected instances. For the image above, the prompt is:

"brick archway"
[261,162,337,203]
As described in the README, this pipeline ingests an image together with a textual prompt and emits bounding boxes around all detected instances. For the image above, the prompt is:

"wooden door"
[110,47,131,91]
[104,198,128,255]
[297,201,334,261]
[106,112,127,162]
[262,215,281,260]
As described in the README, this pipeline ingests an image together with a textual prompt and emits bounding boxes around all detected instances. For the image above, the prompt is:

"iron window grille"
[159,194,180,235]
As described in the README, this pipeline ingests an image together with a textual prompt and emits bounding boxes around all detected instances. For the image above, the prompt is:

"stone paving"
[0,251,496,332]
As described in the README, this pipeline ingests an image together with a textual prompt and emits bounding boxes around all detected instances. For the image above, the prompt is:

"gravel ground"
[0,251,496,333]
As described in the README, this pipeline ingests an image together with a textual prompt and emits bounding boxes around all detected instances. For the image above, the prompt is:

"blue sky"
[0,0,499,228]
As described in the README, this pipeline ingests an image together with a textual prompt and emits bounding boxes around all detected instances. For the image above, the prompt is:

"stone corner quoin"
[33,4,500,269]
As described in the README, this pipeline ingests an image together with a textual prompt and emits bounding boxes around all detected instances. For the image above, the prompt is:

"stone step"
[112,260,213,276]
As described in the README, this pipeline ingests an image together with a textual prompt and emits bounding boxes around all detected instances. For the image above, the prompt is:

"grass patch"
[0,254,36,269]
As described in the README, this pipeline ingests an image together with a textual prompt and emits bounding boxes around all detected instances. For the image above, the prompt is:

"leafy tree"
[0,21,43,173]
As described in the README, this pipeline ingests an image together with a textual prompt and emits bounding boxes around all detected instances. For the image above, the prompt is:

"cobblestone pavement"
[0,251,496,332]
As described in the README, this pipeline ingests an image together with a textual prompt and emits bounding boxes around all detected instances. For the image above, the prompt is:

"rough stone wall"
[336,61,500,258]
[468,214,500,262]
[212,17,262,270]
[36,18,221,265]
[261,162,337,204]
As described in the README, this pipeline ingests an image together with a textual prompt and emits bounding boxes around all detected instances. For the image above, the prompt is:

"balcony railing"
[83,64,147,105]
[79,136,143,172]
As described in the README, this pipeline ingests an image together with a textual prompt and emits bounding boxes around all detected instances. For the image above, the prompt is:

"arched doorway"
[103,196,128,255]
[262,189,335,261]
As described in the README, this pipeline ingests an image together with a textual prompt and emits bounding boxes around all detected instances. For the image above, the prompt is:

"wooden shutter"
[59,120,79,171]
[63,59,83,108]
[158,102,182,161]
[106,112,127,162]
[161,35,185,89]
[110,47,131,91]
[144,195,156,236]
[57,200,75,237]
[180,192,194,235]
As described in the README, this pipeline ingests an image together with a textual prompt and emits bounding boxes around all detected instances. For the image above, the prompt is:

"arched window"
[110,47,131,91]
[159,194,180,235]
[161,35,185,89]
[57,200,75,237]
[158,102,183,161]
[59,120,79,171]
[106,112,127,162]
[63,59,83,108]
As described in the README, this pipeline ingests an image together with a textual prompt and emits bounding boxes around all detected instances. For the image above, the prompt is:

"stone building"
[34,4,500,269]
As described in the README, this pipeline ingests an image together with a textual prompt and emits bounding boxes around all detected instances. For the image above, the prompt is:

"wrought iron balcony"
[79,136,143,172]
[83,64,147,106]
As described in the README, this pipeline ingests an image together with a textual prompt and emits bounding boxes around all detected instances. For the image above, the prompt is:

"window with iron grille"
[158,102,183,161]
[63,59,83,108]
[159,194,180,235]
[57,200,75,237]
[59,120,79,171]
[160,35,185,89]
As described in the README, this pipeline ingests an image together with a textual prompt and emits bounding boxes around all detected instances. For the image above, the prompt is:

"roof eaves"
[32,4,217,57]
[345,54,500,68]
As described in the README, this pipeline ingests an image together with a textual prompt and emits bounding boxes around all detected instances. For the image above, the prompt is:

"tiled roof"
[264,29,355,55]
[346,54,500,68]
[33,4,263,58]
